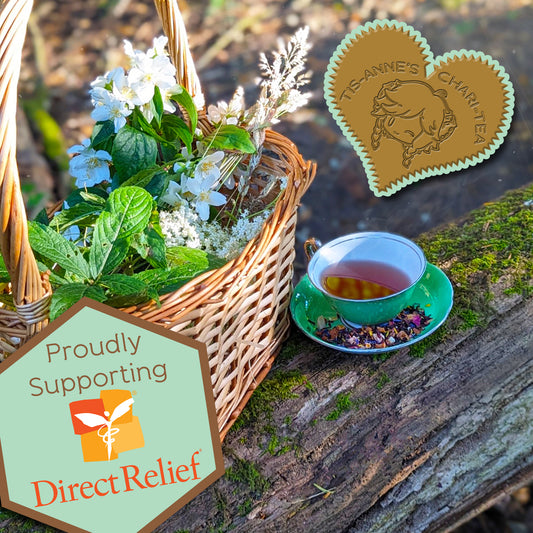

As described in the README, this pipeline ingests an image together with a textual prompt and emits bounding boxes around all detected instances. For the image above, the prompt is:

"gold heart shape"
[324,20,515,196]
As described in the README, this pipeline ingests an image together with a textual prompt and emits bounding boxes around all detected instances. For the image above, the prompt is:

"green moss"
[231,369,310,431]
[325,393,353,420]
[376,372,391,390]
[329,369,347,378]
[412,185,533,355]
[225,458,270,497]
[237,498,254,517]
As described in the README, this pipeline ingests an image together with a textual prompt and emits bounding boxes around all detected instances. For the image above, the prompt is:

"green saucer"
[290,263,453,354]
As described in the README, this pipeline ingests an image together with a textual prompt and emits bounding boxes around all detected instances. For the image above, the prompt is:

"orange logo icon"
[69,390,144,462]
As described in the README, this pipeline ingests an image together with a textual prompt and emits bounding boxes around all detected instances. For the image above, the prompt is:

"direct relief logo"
[70,390,144,462]
[0,298,225,533]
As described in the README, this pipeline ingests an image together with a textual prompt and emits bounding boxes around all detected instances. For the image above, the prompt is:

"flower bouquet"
[0,0,315,437]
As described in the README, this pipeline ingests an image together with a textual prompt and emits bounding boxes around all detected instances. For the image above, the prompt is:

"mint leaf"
[66,187,108,207]
[166,246,226,271]
[121,166,162,189]
[107,187,153,238]
[134,263,203,295]
[112,125,158,182]
[205,125,256,154]
[131,209,167,269]
[89,187,153,277]
[50,284,106,320]
[161,114,193,153]
[91,120,115,148]
[33,208,50,226]
[170,87,197,133]
[28,222,91,280]
[98,274,150,306]
[49,202,101,232]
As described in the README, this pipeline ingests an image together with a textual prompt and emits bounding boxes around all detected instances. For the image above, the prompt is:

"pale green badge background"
[0,307,217,532]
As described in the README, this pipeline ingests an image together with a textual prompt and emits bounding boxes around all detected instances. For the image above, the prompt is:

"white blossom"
[90,86,132,132]
[127,54,177,105]
[186,174,226,221]
[67,139,112,187]
[160,181,184,207]
[90,67,126,89]
[147,36,169,58]
[193,151,224,181]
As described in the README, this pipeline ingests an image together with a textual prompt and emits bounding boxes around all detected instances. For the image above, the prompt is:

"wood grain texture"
[156,278,533,533]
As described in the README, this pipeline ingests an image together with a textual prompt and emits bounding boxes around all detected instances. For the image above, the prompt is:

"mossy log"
[157,184,533,533]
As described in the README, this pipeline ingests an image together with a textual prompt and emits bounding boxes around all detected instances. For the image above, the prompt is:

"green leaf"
[91,120,115,148]
[133,109,169,145]
[107,187,154,238]
[170,87,197,133]
[121,166,161,189]
[98,274,150,307]
[0,256,10,283]
[79,191,107,207]
[50,284,106,321]
[205,125,256,154]
[131,209,167,269]
[89,187,153,277]
[166,246,226,271]
[65,187,108,207]
[133,264,202,295]
[145,171,170,198]
[49,202,101,232]
[99,274,148,296]
[111,125,158,182]
[33,208,50,226]
[161,114,193,153]
[28,222,91,280]
[151,86,164,127]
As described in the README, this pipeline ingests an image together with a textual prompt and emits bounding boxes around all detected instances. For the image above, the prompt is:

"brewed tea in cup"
[305,232,427,325]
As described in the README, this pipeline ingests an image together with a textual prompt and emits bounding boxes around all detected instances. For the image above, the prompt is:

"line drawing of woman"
[371,79,457,168]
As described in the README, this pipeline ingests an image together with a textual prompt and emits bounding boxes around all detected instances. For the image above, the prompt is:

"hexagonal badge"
[0,298,224,533]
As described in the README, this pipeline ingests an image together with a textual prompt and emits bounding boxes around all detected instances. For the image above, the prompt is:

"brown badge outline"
[0,297,225,533]
[324,19,515,196]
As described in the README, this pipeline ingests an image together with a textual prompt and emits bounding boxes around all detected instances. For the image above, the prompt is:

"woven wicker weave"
[0,0,316,440]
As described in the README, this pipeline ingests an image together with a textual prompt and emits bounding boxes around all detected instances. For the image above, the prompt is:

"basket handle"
[0,0,45,307]
[154,0,205,111]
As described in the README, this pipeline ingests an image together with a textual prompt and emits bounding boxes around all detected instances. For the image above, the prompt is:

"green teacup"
[305,232,427,326]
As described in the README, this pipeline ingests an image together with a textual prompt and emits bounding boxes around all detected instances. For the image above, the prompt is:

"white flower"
[160,84,182,113]
[91,67,126,89]
[186,174,227,221]
[123,39,144,68]
[110,68,138,107]
[90,87,132,132]
[207,87,245,125]
[160,181,184,207]
[147,36,169,58]
[194,151,224,181]
[128,54,177,105]
[159,204,203,249]
[67,139,112,187]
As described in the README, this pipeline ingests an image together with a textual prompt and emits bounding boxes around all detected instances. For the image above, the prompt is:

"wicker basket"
[0,0,315,439]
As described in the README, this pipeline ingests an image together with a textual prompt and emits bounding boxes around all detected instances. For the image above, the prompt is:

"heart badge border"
[324,19,515,197]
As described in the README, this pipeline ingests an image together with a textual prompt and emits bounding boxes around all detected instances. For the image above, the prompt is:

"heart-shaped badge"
[324,20,515,196]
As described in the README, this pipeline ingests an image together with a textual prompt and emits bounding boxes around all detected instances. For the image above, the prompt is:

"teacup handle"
[304,237,322,261]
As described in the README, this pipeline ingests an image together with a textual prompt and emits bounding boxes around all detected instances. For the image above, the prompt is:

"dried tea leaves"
[314,305,432,350]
